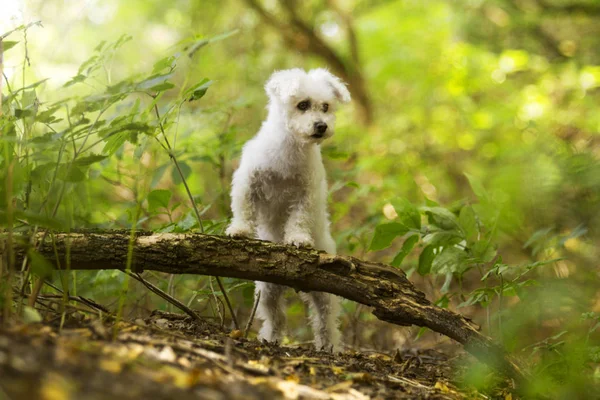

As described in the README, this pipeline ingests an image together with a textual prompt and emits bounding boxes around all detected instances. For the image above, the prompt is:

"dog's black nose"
[314,122,328,135]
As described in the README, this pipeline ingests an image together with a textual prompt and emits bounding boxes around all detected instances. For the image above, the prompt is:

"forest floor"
[0,309,505,400]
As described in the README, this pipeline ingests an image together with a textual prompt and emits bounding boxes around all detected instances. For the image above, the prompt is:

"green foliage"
[370,185,598,395]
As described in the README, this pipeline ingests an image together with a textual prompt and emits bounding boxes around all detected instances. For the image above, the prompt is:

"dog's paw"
[284,233,314,248]
[226,223,254,238]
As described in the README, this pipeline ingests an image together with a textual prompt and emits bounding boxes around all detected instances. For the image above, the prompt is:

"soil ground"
[0,310,498,400]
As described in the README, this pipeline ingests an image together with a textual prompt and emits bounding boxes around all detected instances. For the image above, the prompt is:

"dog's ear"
[265,69,303,101]
[309,68,351,104]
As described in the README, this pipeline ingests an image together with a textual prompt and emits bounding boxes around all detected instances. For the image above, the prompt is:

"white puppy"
[225,68,351,351]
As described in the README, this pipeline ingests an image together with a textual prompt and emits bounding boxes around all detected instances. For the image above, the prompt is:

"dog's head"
[265,68,351,143]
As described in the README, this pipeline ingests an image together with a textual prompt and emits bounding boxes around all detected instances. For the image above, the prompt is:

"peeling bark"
[7,231,527,383]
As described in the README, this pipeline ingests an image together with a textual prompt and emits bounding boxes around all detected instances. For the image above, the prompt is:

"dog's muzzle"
[312,122,328,138]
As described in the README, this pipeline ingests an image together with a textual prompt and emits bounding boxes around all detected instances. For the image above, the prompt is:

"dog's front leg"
[226,170,255,238]
[284,195,315,248]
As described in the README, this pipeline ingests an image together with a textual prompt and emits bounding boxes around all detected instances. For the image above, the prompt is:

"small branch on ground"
[245,290,260,338]
[122,270,202,323]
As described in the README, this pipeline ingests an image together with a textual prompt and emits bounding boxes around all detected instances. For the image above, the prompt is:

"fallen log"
[6,230,527,383]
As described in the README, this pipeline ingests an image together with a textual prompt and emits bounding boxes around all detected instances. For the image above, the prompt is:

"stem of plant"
[498,272,504,340]
[153,102,239,330]
[113,203,141,340]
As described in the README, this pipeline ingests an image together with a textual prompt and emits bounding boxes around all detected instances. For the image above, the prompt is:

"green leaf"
[436,293,451,309]
[440,274,453,295]
[64,74,87,87]
[472,240,497,262]
[391,234,419,267]
[102,132,128,155]
[151,164,170,187]
[369,222,409,251]
[27,250,54,278]
[14,108,35,119]
[176,212,197,231]
[423,230,463,248]
[74,154,108,166]
[148,82,175,92]
[415,327,429,340]
[172,162,192,185]
[523,227,553,250]
[137,73,175,92]
[35,105,62,123]
[2,41,18,52]
[148,189,172,211]
[420,206,459,230]
[152,56,177,74]
[418,245,435,275]
[58,165,86,182]
[187,79,212,102]
[431,246,467,274]
[22,306,43,324]
[392,198,421,230]
[459,205,478,242]
[465,173,488,199]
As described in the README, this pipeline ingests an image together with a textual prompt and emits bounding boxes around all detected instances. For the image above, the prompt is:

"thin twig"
[244,290,260,338]
[209,277,225,327]
[153,103,205,233]
[37,280,111,314]
[215,277,239,330]
[167,274,175,312]
[122,270,202,322]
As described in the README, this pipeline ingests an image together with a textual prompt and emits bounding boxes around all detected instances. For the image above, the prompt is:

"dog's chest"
[250,169,306,205]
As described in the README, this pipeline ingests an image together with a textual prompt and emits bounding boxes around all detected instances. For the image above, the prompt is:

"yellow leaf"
[434,381,450,393]
[331,366,344,375]
[229,329,243,339]
[41,373,73,400]
[99,359,123,374]
[350,372,373,383]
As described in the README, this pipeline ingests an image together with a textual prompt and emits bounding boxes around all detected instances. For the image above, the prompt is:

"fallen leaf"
[325,380,353,393]
[332,366,344,375]
[99,359,123,374]
[350,372,373,383]
[229,329,243,339]
[41,372,73,400]
[434,381,451,393]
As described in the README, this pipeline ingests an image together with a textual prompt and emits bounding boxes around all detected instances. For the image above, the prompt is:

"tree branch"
[244,0,373,124]
[7,230,528,384]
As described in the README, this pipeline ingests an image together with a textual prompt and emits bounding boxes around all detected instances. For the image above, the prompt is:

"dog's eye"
[297,101,310,111]
[322,103,329,113]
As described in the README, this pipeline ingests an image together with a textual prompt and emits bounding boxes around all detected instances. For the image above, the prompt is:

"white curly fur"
[226,68,351,351]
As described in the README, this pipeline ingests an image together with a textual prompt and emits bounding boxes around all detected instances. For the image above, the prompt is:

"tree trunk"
[7,230,527,383]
